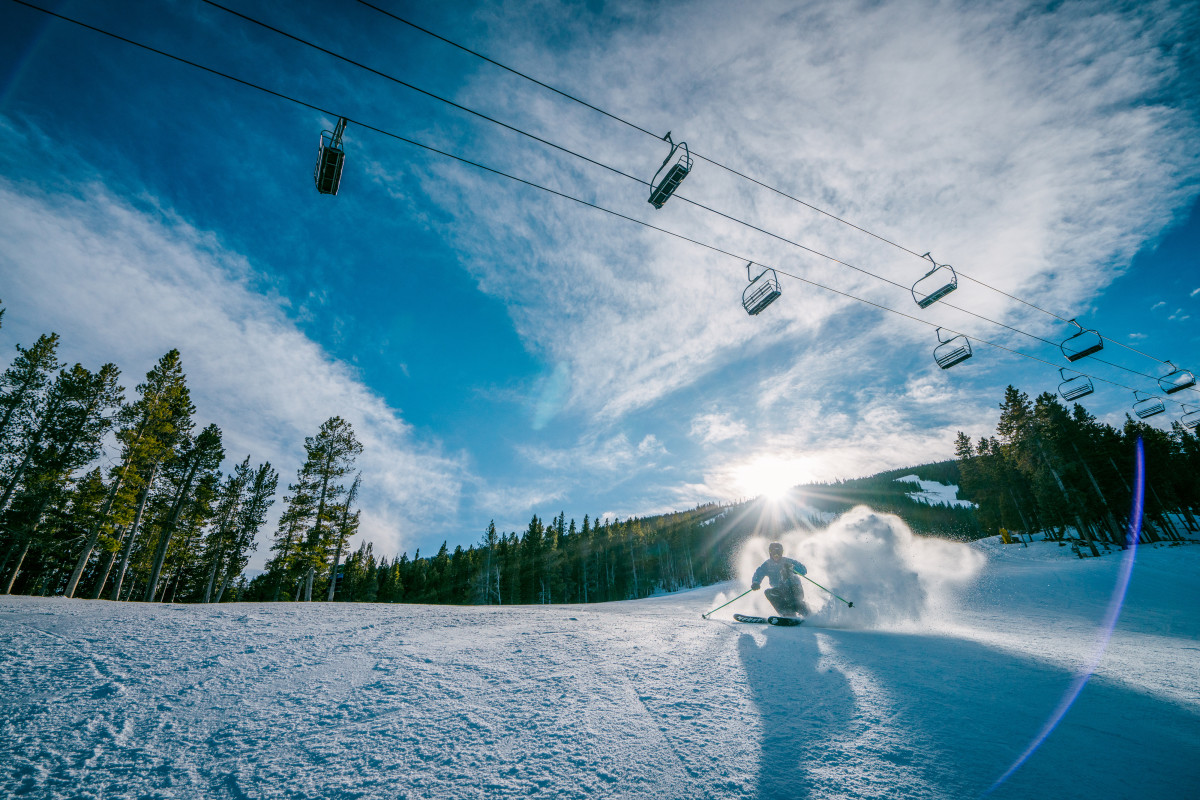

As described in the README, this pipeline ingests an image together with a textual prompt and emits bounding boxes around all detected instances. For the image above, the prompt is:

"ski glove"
[751,582,761,590]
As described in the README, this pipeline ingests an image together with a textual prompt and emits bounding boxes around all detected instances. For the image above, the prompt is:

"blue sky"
[1,0,1198,567]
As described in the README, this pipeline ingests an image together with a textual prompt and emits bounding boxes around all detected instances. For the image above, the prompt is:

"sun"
[732,456,802,501]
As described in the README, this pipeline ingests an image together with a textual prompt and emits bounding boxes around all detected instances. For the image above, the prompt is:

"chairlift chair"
[933,327,972,369]
[1180,405,1200,431]
[314,117,348,195]
[742,262,782,316]
[647,133,692,209]
[911,253,958,308]
[1057,368,1094,401]
[1060,319,1104,362]
[1132,391,1165,419]
[1157,362,1196,394]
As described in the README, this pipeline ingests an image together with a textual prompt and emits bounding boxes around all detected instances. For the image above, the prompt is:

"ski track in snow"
[2,540,1199,799]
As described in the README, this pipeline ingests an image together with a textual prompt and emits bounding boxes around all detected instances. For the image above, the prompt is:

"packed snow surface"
[894,474,976,508]
[3,508,1199,799]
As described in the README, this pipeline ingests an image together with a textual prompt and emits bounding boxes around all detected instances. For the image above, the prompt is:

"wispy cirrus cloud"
[391,0,1199,498]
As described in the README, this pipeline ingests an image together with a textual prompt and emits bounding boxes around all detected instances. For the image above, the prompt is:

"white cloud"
[1152,301,1168,310]
[470,483,567,533]
[0,179,471,566]
[406,0,1198,435]
[689,412,749,444]
[518,429,665,474]
[636,434,667,457]
[1191,288,1200,297]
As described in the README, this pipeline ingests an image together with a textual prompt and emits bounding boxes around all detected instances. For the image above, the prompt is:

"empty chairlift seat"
[1157,362,1196,394]
[647,133,691,209]
[1132,391,1165,419]
[314,117,349,195]
[933,327,972,369]
[1181,405,1200,430]
[1058,368,1094,401]
[742,262,782,316]
[1060,319,1104,362]
[911,253,957,308]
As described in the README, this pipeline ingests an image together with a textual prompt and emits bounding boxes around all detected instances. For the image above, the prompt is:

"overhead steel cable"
[351,0,663,141]
[196,0,643,189]
[180,0,1200,396]
[10,0,1192,415]
[352,0,1182,368]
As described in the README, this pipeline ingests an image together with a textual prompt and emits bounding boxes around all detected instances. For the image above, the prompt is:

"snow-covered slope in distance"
[3,507,1198,800]
[894,474,977,508]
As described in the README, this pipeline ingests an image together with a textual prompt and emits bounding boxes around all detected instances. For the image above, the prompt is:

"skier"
[750,542,809,618]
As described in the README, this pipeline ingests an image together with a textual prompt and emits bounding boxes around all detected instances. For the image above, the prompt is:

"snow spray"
[737,506,985,628]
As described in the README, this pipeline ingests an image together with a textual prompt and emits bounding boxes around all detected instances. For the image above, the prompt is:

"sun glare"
[733,456,804,501]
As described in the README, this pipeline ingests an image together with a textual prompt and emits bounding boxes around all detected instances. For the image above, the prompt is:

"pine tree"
[65,350,194,598]
[0,333,62,446]
[1,363,122,594]
[144,423,223,601]
[326,472,360,601]
[294,417,360,597]
[204,461,250,602]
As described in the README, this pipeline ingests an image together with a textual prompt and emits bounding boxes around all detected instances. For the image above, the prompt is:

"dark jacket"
[751,556,807,588]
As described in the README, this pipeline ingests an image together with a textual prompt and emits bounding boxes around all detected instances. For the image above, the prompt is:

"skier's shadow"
[737,627,854,800]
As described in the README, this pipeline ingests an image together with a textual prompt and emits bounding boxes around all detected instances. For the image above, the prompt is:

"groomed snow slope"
[3,508,1199,800]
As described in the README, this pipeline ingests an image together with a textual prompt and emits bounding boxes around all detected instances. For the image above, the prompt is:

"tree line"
[0,304,365,602]
[246,503,752,605]
[954,385,1200,555]
[246,466,982,606]
[21,295,1159,607]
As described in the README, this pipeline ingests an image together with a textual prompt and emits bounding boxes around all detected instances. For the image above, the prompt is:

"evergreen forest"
[953,385,1200,556]
[3,302,1196,607]
[0,306,364,604]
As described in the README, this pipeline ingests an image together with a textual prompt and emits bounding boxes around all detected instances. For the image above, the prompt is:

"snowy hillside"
[3,508,1198,799]
[894,474,976,508]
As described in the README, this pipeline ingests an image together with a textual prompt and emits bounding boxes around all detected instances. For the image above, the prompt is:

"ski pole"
[801,575,853,607]
[701,588,754,619]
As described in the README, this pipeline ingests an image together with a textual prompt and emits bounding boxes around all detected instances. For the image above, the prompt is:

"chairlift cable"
[352,0,1180,368]
[351,0,662,141]
[10,0,1194,414]
[185,0,1200,396]
[195,0,659,192]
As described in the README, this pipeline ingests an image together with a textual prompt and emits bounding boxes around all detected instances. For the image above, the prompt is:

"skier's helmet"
[768,542,784,557]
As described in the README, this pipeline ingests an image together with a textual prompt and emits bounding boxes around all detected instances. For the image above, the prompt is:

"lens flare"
[985,437,1144,795]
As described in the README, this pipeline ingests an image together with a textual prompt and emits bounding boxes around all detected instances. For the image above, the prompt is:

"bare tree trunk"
[64,450,141,598]
[204,546,223,603]
[304,568,314,601]
[1070,444,1123,545]
[111,465,157,601]
[0,540,15,580]
[327,540,345,602]
[91,546,118,599]
[3,540,31,594]
[214,571,233,604]
[145,456,205,602]
[1036,441,1100,557]
[628,540,639,598]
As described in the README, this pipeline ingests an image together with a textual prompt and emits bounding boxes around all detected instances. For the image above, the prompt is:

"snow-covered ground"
[3,508,1198,800]
[894,475,976,508]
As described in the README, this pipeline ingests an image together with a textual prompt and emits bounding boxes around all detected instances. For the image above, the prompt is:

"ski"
[732,613,803,626]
